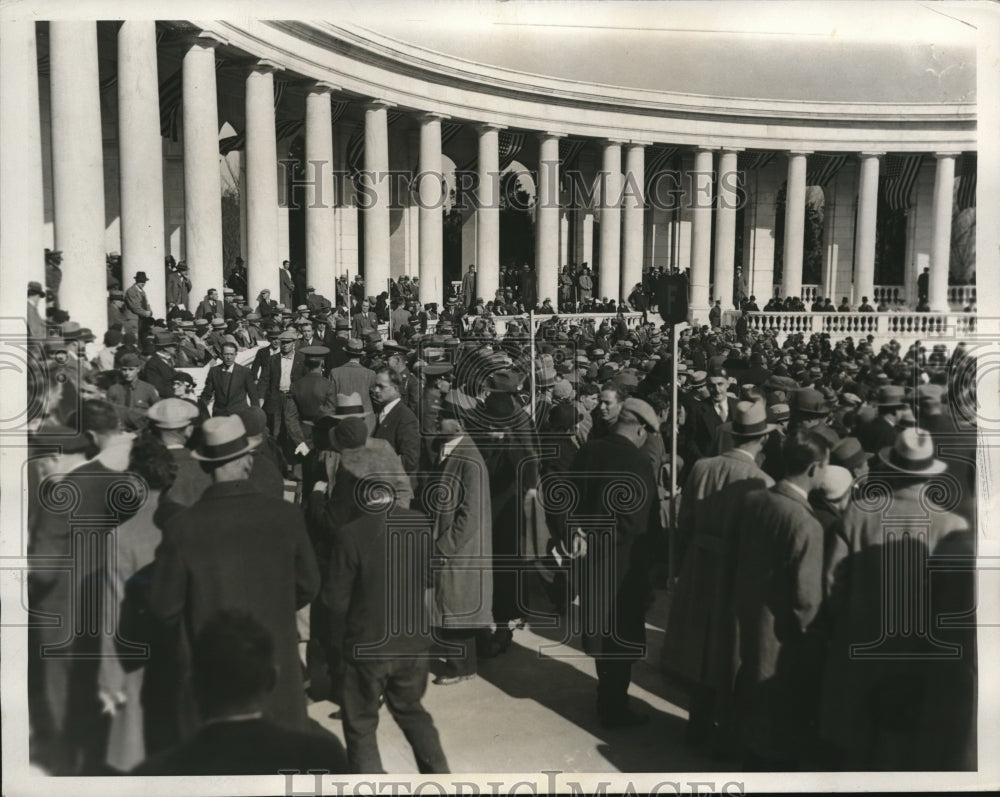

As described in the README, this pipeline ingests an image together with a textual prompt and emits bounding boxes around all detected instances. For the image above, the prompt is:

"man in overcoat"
[570,397,663,727]
[662,400,776,748]
[149,415,321,735]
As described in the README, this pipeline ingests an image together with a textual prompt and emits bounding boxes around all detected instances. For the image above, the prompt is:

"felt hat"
[791,388,830,417]
[876,384,907,408]
[300,345,330,357]
[766,402,791,423]
[731,400,777,438]
[333,392,367,419]
[119,352,142,368]
[191,415,259,462]
[331,416,368,452]
[486,370,523,393]
[831,436,868,470]
[344,338,365,356]
[277,328,299,341]
[210,318,227,329]
[153,330,178,347]
[620,397,659,430]
[877,427,947,476]
[134,272,149,283]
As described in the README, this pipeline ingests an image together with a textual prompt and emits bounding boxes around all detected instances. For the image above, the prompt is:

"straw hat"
[191,415,259,462]
[877,427,947,476]
[730,401,777,438]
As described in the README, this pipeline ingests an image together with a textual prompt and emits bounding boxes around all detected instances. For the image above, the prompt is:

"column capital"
[934,151,961,159]
[181,30,229,49]
[718,147,745,155]
[788,150,813,156]
[474,122,507,133]
[363,98,397,112]
[417,111,451,124]
[250,59,283,75]
[627,140,653,148]
[538,131,567,140]
[309,80,342,94]
[694,145,718,153]
[859,151,886,158]
[603,137,628,146]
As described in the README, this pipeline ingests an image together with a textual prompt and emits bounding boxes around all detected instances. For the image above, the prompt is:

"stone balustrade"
[948,284,976,308]
[747,311,977,347]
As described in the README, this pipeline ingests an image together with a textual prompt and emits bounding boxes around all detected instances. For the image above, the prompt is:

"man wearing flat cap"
[565,396,663,728]
[150,416,320,738]
[663,400,776,749]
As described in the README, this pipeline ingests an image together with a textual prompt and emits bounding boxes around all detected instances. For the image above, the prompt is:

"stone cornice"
[192,19,977,153]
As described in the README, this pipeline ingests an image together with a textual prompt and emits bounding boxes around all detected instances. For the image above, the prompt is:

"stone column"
[621,142,647,303]
[689,146,715,320]
[182,34,225,307]
[0,20,46,321]
[929,152,957,312]
[49,21,108,333]
[476,123,503,304]
[417,113,447,307]
[782,151,810,300]
[362,100,393,298]
[854,152,882,308]
[304,82,338,301]
[535,132,563,306]
[245,61,281,304]
[713,148,741,309]
[598,139,624,303]
[118,21,167,319]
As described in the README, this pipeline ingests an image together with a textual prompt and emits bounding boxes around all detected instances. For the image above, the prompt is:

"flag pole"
[669,319,680,584]
[529,310,536,422]
[387,277,392,340]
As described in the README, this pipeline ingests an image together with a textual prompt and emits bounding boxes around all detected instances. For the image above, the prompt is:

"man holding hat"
[663,400,776,749]
[124,272,154,339]
[566,396,663,727]
[150,415,321,737]
[821,428,971,770]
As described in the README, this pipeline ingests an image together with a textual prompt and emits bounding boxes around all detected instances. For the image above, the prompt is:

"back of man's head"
[192,609,276,720]
[782,428,830,478]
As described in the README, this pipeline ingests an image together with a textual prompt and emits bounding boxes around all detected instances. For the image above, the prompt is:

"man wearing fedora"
[854,384,905,457]
[200,341,258,418]
[732,429,830,769]
[258,329,306,433]
[124,272,154,339]
[141,331,181,399]
[166,260,191,312]
[149,415,321,737]
[663,400,776,750]
[821,428,972,770]
[328,338,377,433]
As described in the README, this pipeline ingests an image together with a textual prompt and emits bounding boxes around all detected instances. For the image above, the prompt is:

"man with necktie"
[124,271,154,339]
[200,341,258,417]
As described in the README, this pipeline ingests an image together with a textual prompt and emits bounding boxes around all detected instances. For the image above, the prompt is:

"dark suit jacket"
[149,481,320,733]
[351,312,376,338]
[259,351,306,414]
[327,507,435,662]
[855,415,897,457]
[199,363,258,417]
[140,353,177,399]
[689,396,740,460]
[251,343,280,383]
[372,400,421,475]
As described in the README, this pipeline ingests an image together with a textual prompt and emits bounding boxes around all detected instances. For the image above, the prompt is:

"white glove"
[294,442,310,457]
[313,481,328,493]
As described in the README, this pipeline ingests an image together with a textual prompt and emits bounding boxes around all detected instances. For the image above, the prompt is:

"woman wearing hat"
[821,428,972,770]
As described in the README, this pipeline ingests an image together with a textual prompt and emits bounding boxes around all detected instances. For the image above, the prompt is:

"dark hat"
[119,353,142,368]
[382,339,409,354]
[332,417,368,452]
[487,369,523,393]
[344,338,365,356]
[831,436,868,470]
[171,371,195,386]
[192,415,259,462]
[28,281,45,296]
[175,262,188,271]
[103,329,123,347]
[876,384,906,408]
[210,318,227,329]
[300,345,330,357]
[422,363,453,378]
[153,330,178,347]
[134,271,149,283]
[766,402,791,423]
[791,388,830,416]
[77,327,96,343]
[878,427,947,476]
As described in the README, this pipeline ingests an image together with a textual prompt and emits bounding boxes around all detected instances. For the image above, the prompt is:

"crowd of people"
[24,249,978,777]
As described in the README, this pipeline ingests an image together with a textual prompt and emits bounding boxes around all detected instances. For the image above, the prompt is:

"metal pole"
[529,310,536,422]
[669,320,680,583]
[387,277,392,340]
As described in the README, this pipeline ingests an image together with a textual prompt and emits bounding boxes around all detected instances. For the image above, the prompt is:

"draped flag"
[737,151,776,171]
[159,68,184,141]
[805,154,848,187]
[644,146,678,188]
[441,122,464,150]
[331,99,350,127]
[881,154,923,211]
[218,81,300,155]
[559,138,586,168]
[957,152,977,210]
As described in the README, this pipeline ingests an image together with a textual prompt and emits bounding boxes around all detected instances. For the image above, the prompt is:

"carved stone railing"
[948,284,976,308]
[746,311,977,347]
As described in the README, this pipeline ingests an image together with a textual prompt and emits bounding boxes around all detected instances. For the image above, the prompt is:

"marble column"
[782,151,810,300]
[118,21,167,319]
[304,82,338,301]
[49,21,108,333]
[689,146,715,320]
[418,113,446,306]
[362,100,393,298]
[182,34,225,307]
[535,132,563,306]
[929,152,957,312]
[621,142,647,302]
[854,152,881,308]
[598,139,624,303]
[0,20,46,321]
[713,148,741,309]
[245,61,281,304]
[476,124,503,304]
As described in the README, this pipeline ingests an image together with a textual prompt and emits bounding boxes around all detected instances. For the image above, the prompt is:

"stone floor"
[307,589,727,774]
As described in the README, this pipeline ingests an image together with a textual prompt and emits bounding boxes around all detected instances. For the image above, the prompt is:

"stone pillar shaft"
[305,84,337,301]
[476,124,502,303]
[621,143,646,302]
[854,153,881,307]
[929,153,957,312]
[689,147,714,319]
[713,149,740,309]
[363,101,392,297]
[598,140,623,303]
[246,63,280,304]
[535,133,562,306]
[782,151,810,300]
[418,114,445,306]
